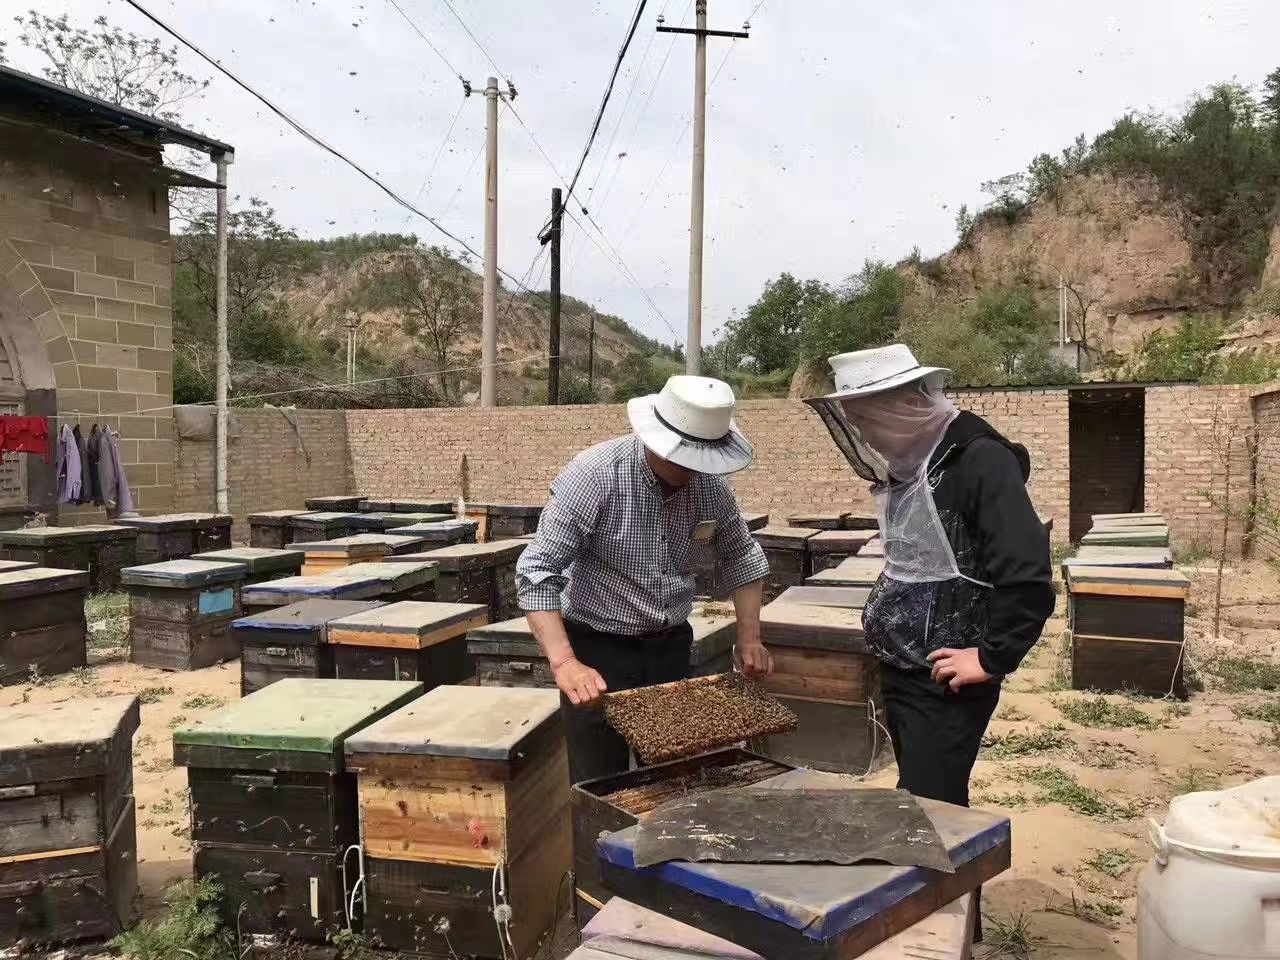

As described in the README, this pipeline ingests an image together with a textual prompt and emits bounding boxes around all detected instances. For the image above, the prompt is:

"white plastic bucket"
[1139,777,1280,960]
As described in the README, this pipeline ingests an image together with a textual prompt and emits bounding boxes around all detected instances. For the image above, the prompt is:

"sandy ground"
[3,559,1278,958]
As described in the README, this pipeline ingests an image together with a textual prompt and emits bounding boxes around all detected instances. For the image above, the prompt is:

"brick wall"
[1253,388,1280,562]
[1144,385,1258,555]
[174,408,352,539]
[0,130,174,519]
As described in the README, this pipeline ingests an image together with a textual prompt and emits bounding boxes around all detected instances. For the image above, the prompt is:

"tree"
[799,261,907,362]
[612,353,678,403]
[394,248,479,404]
[967,284,1054,376]
[722,273,832,374]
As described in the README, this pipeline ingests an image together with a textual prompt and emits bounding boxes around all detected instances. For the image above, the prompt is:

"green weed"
[86,591,130,649]
[1205,657,1280,692]
[1056,695,1159,729]
[137,685,173,703]
[1084,847,1139,879]
[68,666,94,686]
[181,694,225,710]
[1166,767,1220,794]
[1259,724,1280,748]
[1164,702,1192,720]
[1233,701,1280,724]
[138,755,172,774]
[982,724,1073,758]
[167,714,188,729]
[1016,765,1137,820]
[983,911,1039,959]
[111,876,234,960]
[996,705,1029,722]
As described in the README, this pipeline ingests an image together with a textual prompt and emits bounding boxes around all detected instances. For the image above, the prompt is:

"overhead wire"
[438,0,509,81]
[119,0,538,296]
[398,94,468,231]
[383,0,466,82]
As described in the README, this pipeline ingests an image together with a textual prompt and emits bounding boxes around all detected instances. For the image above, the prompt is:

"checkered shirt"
[516,435,770,635]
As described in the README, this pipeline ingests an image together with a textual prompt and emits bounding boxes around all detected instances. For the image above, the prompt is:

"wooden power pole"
[658,2,748,375]
[545,188,563,404]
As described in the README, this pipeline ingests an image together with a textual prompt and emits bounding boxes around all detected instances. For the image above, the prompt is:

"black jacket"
[862,411,1055,676]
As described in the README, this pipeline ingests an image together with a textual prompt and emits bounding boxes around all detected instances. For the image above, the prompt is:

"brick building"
[0,65,230,526]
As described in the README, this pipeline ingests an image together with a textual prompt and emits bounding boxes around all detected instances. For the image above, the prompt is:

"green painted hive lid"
[173,678,422,772]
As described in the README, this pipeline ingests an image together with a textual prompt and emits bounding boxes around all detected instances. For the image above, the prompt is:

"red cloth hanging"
[0,416,52,463]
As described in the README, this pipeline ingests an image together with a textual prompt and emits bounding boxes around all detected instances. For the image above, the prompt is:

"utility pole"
[587,313,596,393]
[213,150,232,515]
[543,188,563,404]
[658,3,748,375]
[344,310,360,384]
[480,77,500,406]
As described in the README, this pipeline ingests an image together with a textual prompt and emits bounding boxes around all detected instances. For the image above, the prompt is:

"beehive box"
[174,679,421,942]
[194,547,304,586]
[752,526,818,604]
[569,748,794,913]
[345,686,569,959]
[807,529,878,573]
[0,525,137,591]
[297,537,390,575]
[348,511,451,533]
[691,515,771,598]
[484,503,544,541]
[232,599,385,695]
[320,532,430,557]
[1062,546,1174,575]
[247,510,310,549]
[1067,565,1190,698]
[303,495,364,512]
[287,512,365,544]
[753,600,883,774]
[192,514,233,552]
[0,559,36,573]
[359,498,454,514]
[383,518,478,547]
[741,511,770,532]
[806,557,885,588]
[421,540,527,621]
[327,600,487,684]
[1092,512,1165,524]
[243,562,439,610]
[122,560,246,671]
[0,695,139,948]
[0,567,90,686]
[859,537,885,557]
[689,603,737,676]
[786,511,848,531]
[115,513,203,563]
[1080,527,1170,548]
[776,585,871,608]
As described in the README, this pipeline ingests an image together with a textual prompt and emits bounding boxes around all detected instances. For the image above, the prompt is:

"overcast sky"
[7,1,1279,348]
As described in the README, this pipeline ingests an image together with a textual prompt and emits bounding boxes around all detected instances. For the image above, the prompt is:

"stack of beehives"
[122,559,246,671]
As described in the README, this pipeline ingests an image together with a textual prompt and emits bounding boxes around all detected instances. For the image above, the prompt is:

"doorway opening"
[1069,388,1145,542]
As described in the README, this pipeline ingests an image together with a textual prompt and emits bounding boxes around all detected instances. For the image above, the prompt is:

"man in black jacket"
[806,344,1054,808]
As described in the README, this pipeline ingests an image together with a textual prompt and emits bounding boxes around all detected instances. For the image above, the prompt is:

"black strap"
[652,406,729,446]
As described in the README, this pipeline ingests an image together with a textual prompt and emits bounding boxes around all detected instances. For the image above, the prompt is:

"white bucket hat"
[627,375,753,475]
[815,344,949,401]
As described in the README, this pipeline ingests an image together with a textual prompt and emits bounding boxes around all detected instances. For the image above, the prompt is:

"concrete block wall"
[1251,387,1280,562]
[0,136,174,518]
[174,408,352,539]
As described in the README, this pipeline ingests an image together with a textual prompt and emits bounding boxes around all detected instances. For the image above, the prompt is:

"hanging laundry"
[55,424,82,504]
[0,415,51,463]
[86,424,103,505]
[96,426,135,517]
[73,424,91,505]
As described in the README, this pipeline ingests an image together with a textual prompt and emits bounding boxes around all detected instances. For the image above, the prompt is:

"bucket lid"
[1159,776,1280,860]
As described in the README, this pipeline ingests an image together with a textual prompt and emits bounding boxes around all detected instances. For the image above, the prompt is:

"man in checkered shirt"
[517,375,773,782]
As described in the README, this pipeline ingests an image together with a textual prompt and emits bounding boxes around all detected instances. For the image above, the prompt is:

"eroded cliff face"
[1263,218,1280,290]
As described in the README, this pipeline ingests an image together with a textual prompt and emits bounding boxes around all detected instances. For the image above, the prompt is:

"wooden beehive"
[805,556,884,588]
[382,518,478,547]
[1080,527,1170,548]
[1062,546,1174,576]
[0,525,138,591]
[232,598,385,695]
[192,514,233,552]
[689,602,737,676]
[327,600,487,684]
[421,540,527,621]
[1091,512,1165,525]
[0,695,139,948]
[304,495,364,512]
[0,567,89,686]
[194,547,304,586]
[288,512,364,544]
[344,686,569,959]
[323,532,430,556]
[242,562,439,610]
[174,679,421,942]
[859,537,885,557]
[692,514,769,598]
[348,511,451,533]
[786,511,848,531]
[485,503,544,541]
[741,511,770,532]
[0,559,36,573]
[297,537,390,576]
[247,510,310,549]
[776,584,871,608]
[123,559,246,671]
[1067,565,1190,698]
[752,526,818,603]
[359,498,454,514]
[754,600,884,774]
[807,529,878,573]
[569,748,794,914]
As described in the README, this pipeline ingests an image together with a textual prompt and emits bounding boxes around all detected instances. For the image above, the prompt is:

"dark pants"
[881,664,1001,942]
[562,618,693,784]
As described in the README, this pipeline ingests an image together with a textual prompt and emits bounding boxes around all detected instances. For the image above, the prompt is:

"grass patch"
[1205,656,1280,692]
[983,911,1039,959]
[996,705,1029,722]
[1044,631,1073,692]
[1164,702,1192,720]
[1259,725,1280,748]
[1016,765,1137,820]
[1056,695,1159,729]
[1233,701,1280,724]
[137,685,173,704]
[181,694,225,710]
[1173,539,1212,565]
[982,724,1073,758]
[1084,847,1139,879]
[111,876,233,960]
[1165,766,1220,794]
[86,591,130,649]
[67,666,94,686]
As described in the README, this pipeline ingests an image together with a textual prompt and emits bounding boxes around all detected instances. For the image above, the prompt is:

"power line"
[120,0,538,295]
[438,0,508,80]
[384,0,465,82]
[399,94,468,230]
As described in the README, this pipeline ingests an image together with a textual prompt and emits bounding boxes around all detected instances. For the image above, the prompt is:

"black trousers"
[880,664,1001,807]
[561,618,693,785]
